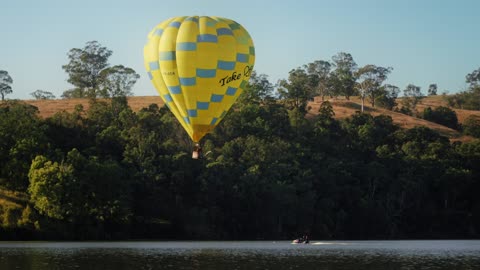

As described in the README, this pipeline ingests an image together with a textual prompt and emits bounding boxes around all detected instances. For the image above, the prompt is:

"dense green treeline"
[1,42,480,240]
[1,94,480,240]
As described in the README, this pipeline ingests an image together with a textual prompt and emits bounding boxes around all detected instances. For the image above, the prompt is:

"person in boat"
[192,143,202,159]
[303,233,309,244]
[293,233,310,244]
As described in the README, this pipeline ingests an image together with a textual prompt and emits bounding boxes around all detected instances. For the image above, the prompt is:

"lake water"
[1,240,479,270]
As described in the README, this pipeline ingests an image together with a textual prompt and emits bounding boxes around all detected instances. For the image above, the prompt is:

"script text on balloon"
[219,71,242,86]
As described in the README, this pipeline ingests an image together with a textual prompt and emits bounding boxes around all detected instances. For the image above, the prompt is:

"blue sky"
[2,0,479,99]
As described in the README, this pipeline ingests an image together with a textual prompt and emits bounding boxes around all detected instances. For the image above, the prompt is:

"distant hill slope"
[0,188,28,208]
[25,96,165,118]
[19,95,480,142]
[0,188,29,228]
[414,95,480,123]
[308,98,468,141]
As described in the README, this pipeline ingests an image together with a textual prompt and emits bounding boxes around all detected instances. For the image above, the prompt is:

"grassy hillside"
[0,189,28,206]
[415,94,480,123]
[0,188,29,228]
[26,96,165,118]
[21,95,480,142]
[309,96,479,142]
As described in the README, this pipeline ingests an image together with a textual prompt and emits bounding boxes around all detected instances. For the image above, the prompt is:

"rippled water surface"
[1,240,479,269]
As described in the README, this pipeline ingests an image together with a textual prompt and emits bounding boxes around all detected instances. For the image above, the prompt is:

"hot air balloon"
[144,16,255,158]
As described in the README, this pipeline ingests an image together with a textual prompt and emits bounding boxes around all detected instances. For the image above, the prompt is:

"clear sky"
[2,0,479,99]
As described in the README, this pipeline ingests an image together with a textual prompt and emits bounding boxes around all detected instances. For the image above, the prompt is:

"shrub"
[422,106,459,130]
[463,115,480,138]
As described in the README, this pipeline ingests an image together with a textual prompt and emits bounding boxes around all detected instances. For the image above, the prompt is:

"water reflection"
[1,241,479,270]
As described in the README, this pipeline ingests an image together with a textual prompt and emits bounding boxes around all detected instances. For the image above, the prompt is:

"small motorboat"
[292,238,310,244]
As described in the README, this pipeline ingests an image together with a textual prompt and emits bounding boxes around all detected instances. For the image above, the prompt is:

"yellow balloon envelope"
[144,16,255,142]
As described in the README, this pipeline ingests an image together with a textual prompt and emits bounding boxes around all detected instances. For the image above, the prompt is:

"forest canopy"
[0,95,479,240]
[1,42,480,240]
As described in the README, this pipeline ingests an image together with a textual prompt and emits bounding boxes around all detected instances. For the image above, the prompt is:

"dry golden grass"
[27,98,92,118]
[0,188,28,208]
[25,96,165,118]
[18,95,480,142]
[308,96,478,142]
[414,95,480,123]
[125,96,165,112]
[0,198,22,209]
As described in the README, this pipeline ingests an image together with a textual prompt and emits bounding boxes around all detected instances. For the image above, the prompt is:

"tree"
[376,84,400,110]
[462,115,480,138]
[28,150,133,231]
[366,66,392,108]
[0,70,13,101]
[355,65,374,112]
[313,101,343,145]
[98,65,140,98]
[62,41,112,98]
[428,84,437,96]
[30,90,56,100]
[237,71,274,106]
[61,88,84,99]
[446,88,480,110]
[331,52,357,100]
[401,84,422,115]
[305,60,332,101]
[404,84,422,98]
[444,68,480,110]
[214,102,292,143]
[355,65,392,111]
[422,106,459,130]
[466,67,480,88]
[0,101,47,190]
[28,156,75,220]
[278,68,311,111]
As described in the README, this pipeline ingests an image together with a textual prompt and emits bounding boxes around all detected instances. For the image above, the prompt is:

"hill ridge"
[14,95,480,142]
